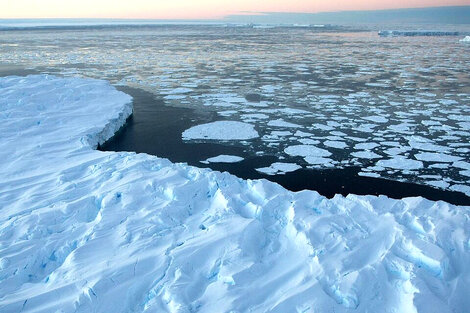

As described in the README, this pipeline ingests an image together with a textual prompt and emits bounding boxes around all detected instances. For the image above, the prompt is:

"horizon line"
[1,5,469,20]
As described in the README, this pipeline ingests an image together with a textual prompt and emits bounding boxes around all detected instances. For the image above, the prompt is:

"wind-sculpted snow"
[1,75,469,313]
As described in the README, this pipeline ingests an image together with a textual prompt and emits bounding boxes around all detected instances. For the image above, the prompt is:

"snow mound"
[1,75,469,313]
[182,121,259,140]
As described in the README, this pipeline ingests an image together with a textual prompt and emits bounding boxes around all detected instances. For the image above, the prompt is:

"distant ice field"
[0,24,469,196]
[1,74,470,313]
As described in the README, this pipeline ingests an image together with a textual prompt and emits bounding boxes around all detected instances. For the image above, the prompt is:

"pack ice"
[0,75,469,313]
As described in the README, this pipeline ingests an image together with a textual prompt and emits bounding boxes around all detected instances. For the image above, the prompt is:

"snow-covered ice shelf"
[1,75,469,313]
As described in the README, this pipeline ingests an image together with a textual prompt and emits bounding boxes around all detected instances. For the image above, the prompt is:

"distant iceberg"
[379,30,466,37]
[460,36,470,42]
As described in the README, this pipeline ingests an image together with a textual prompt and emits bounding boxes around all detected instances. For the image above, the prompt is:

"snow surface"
[182,121,259,141]
[1,75,470,313]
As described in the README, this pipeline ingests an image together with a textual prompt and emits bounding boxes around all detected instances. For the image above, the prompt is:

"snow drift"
[0,75,469,313]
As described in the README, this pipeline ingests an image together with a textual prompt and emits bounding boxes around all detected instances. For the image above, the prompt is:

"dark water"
[101,87,470,205]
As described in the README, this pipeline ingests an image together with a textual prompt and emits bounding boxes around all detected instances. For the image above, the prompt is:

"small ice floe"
[460,170,470,177]
[426,180,450,189]
[453,161,470,170]
[324,140,347,149]
[267,119,301,128]
[201,155,244,164]
[163,87,193,94]
[358,172,381,178]
[354,142,379,150]
[241,113,269,120]
[414,152,462,163]
[164,95,186,100]
[352,151,381,159]
[256,162,301,175]
[218,110,238,117]
[377,157,423,170]
[203,93,247,107]
[284,144,334,166]
[304,156,334,165]
[284,144,332,158]
[182,121,259,141]
[450,184,470,194]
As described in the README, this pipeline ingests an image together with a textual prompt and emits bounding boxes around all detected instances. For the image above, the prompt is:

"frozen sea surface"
[1,75,470,313]
[0,24,469,196]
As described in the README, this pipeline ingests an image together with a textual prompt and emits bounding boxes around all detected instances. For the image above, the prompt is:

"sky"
[0,0,469,19]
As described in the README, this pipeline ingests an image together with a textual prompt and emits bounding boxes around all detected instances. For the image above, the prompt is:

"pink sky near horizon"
[1,0,468,19]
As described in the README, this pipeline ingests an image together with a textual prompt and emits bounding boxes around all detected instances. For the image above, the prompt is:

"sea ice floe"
[324,140,348,149]
[352,151,382,159]
[377,157,424,170]
[384,146,411,156]
[453,161,470,170]
[298,138,321,145]
[408,136,448,152]
[294,130,313,137]
[218,110,238,116]
[450,184,470,194]
[182,121,259,141]
[304,156,335,165]
[354,142,379,150]
[284,144,332,158]
[414,152,462,163]
[255,162,301,175]
[426,180,450,189]
[241,113,269,120]
[267,119,301,128]
[201,155,244,164]
[363,115,389,123]
[313,123,334,131]
[358,172,381,178]
[164,95,186,100]
[163,87,193,94]
[460,170,470,177]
